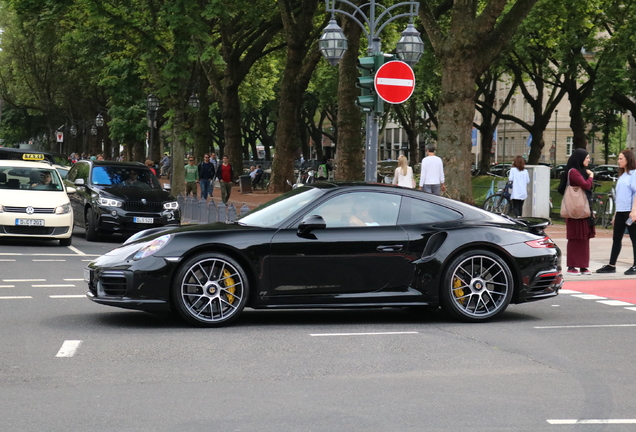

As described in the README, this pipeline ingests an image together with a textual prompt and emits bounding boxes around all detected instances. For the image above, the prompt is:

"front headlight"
[133,234,172,260]
[163,201,179,210]
[55,203,71,214]
[98,197,123,207]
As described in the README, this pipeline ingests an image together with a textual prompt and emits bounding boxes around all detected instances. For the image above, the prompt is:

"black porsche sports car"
[85,182,563,326]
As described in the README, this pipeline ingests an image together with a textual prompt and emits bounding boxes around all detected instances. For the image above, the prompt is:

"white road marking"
[0,253,98,257]
[64,279,84,281]
[536,324,636,329]
[559,289,581,294]
[625,307,636,312]
[548,419,636,424]
[32,260,67,262]
[310,331,419,337]
[67,246,86,255]
[597,300,634,306]
[32,284,76,288]
[0,296,32,299]
[50,295,85,299]
[56,340,82,358]
[0,259,16,262]
[571,294,607,300]
[81,260,93,262]
[0,285,15,288]
[3,279,45,282]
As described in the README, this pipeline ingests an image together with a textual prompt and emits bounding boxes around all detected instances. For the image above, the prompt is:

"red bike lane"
[564,279,636,304]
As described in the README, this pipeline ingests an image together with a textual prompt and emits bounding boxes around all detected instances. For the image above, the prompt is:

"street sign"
[56,132,64,142]
[374,60,415,104]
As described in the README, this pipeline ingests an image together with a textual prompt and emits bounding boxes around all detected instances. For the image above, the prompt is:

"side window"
[77,163,90,181]
[398,197,463,225]
[308,192,401,227]
[66,163,80,182]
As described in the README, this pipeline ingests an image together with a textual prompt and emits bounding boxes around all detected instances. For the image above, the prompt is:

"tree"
[418,0,539,203]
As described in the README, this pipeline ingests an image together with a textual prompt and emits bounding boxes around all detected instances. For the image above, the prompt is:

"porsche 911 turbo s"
[85,183,563,327]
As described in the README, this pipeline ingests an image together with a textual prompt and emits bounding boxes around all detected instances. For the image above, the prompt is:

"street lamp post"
[146,94,160,160]
[554,110,558,166]
[319,0,423,182]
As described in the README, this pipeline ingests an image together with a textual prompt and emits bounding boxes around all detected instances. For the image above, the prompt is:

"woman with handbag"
[508,155,530,217]
[557,148,596,275]
[596,150,636,275]
[392,155,416,188]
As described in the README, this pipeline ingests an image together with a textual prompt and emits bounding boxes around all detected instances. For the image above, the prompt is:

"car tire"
[59,236,72,246]
[172,252,249,327]
[85,207,99,242]
[440,249,514,322]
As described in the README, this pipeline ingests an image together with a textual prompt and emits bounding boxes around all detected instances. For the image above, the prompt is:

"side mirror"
[297,214,326,239]
[73,178,85,187]
[66,186,77,194]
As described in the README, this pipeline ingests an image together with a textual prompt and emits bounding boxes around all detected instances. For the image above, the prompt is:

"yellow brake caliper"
[223,269,236,304]
[453,276,466,305]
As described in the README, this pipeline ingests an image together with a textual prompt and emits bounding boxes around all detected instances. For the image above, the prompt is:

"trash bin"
[239,175,252,194]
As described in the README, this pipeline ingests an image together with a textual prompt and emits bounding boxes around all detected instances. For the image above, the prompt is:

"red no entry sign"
[374,60,415,104]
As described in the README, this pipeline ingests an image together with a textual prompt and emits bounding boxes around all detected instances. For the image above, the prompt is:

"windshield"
[237,186,324,228]
[91,166,161,189]
[0,166,64,191]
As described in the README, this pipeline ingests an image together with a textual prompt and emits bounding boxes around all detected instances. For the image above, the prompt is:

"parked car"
[489,163,511,177]
[591,164,619,181]
[64,160,180,241]
[551,163,567,179]
[85,182,563,327]
[0,160,74,246]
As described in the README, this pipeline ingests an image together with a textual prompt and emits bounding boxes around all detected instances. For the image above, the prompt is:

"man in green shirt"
[184,156,198,198]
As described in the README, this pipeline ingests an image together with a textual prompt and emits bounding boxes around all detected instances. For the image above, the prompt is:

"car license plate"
[84,268,92,283]
[133,217,153,224]
[15,219,45,226]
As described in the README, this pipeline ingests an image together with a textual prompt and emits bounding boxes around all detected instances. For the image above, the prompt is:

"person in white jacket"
[393,155,415,188]
[508,155,530,217]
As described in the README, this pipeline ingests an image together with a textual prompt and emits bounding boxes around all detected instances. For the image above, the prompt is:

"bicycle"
[482,172,512,216]
[591,176,616,229]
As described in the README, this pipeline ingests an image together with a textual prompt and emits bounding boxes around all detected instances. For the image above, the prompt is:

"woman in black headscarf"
[558,148,596,275]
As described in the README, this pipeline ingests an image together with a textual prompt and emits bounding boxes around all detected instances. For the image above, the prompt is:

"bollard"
[207,200,218,223]
[240,204,250,216]
[227,204,237,222]
[198,199,208,224]
[191,198,201,222]
[217,201,227,223]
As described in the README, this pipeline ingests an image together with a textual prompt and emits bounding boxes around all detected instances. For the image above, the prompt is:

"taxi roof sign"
[22,153,46,161]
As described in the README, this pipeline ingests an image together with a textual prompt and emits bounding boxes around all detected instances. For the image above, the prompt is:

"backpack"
[317,164,328,179]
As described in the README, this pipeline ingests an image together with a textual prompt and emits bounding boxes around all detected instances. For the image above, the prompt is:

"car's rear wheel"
[85,207,99,242]
[441,250,514,322]
[172,252,249,327]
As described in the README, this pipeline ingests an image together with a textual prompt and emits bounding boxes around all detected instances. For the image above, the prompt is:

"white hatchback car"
[0,160,74,246]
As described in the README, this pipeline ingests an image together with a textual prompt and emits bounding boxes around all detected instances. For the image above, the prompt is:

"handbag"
[502,181,513,200]
[560,169,591,219]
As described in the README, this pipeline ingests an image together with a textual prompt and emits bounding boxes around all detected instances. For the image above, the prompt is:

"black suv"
[64,160,180,241]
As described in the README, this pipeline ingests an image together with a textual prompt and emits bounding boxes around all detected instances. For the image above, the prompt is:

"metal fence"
[178,195,252,224]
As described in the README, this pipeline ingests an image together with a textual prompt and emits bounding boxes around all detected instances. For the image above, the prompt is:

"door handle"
[377,245,403,252]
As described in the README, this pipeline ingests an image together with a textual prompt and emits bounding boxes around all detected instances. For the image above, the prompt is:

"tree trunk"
[221,84,243,180]
[171,106,186,198]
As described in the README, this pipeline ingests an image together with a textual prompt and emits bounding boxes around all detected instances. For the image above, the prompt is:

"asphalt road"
[2,230,636,431]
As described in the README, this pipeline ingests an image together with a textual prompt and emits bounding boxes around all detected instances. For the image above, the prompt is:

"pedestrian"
[184,156,198,198]
[210,152,219,170]
[508,155,530,217]
[596,150,636,275]
[198,153,216,200]
[216,154,234,204]
[160,152,171,178]
[145,159,157,176]
[392,155,415,188]
[557,148,596,276]
[317,156,332,181]
[419,145,446,195]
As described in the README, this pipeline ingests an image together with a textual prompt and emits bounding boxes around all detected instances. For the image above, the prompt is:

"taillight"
[525,236,556,248]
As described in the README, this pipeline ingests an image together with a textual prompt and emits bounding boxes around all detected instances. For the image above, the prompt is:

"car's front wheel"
[441,250,514,322]
[172,252,249,327]
[85,207,99,241]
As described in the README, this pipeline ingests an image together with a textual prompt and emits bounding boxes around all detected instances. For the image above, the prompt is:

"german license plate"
[133,217,153,224]
[16,219,44,226]
[84,268,92,283]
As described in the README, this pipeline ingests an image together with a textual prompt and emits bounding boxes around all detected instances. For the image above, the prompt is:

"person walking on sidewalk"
[596,150,636,275]
[557,148,596,276]
[198,154,216,200]
[508,155,530,217]
[419,145,445,195]
[184,156,198,198]
[216,155,234,204]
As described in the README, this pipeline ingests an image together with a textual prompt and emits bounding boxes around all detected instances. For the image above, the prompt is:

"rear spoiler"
[516,217,551,235]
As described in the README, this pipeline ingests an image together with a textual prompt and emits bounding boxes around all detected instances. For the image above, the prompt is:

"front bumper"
[0,212,73,239]
[95,205,180,234]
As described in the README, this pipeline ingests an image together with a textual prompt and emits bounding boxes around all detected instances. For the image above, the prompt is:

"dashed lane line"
[0,296,32,299]
[3,279,45,282]
[32,284,76,288]
[548,419,636,424]
[49,295,85,299]
[310,331,419,337]
[32,259,67,262]
[56,340,82,358]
